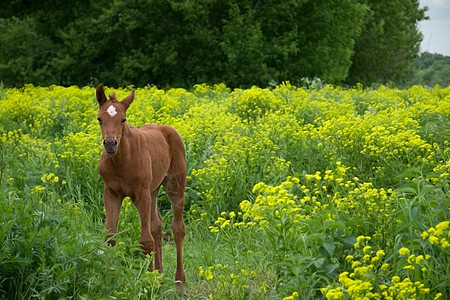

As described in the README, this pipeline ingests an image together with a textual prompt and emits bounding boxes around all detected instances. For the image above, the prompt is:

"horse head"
[96,84,135,156]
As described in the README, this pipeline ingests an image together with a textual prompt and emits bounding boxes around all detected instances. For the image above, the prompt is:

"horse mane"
[109,92,117,101]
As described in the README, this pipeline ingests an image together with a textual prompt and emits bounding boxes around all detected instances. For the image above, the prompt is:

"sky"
[419,0,450,56]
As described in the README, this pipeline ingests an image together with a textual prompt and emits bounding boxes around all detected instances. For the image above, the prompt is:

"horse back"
[140,123,158,131]
[140,124,186,169]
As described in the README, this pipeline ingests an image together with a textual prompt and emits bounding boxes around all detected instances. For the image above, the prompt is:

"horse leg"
[133,188,155,269]
[151,188,163,272]
[163,174,186,285]
[103,186,123,246]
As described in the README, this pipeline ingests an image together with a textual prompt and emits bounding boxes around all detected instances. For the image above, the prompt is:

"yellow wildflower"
[398,247,410,256]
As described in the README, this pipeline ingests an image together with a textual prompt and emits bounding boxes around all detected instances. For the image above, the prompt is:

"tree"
[347,0,427,85]
[0,17,56,86]
[253,0,368,83]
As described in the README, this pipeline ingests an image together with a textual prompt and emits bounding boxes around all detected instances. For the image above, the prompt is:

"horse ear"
[96,84,107,106]
[121,90,135,110]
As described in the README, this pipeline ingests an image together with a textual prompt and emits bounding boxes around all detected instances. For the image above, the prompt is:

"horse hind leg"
[163,174,186,285]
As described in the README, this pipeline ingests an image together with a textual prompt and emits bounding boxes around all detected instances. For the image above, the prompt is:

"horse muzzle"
[103,138,118,155]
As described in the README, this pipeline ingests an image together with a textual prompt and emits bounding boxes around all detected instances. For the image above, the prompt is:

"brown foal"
[95,84,186,285]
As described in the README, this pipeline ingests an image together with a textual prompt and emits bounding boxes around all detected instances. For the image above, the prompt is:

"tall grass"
[0,83,449,299]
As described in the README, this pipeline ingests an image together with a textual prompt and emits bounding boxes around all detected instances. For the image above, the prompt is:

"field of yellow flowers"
[0,83,449,299]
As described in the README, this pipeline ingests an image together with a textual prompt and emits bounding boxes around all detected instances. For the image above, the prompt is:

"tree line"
[406,52,450,87]
[0,0,426,88]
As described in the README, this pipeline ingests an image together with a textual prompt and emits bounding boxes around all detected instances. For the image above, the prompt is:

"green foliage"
[0,0,425,87]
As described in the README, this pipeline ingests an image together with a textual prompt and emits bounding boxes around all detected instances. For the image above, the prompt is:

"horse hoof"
[175,280,187,297]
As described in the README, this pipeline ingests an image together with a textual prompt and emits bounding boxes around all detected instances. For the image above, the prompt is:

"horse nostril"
[103,139,107,146]
[114,139,118,146]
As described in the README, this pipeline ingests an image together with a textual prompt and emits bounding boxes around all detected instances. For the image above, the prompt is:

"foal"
[95,84,186,285]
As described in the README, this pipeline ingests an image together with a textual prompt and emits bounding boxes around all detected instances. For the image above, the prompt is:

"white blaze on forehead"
[107,105,118,117]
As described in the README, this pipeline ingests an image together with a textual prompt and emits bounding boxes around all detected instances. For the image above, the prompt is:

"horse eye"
[122,119,126,124]
[97,118,102,125]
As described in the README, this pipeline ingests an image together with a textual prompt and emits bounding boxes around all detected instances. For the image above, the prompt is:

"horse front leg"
[133,188,155,269]
[103,186,123,246]
[151,188,163,273]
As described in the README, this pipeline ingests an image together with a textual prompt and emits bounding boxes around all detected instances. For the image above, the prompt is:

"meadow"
[0,83,449,299]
